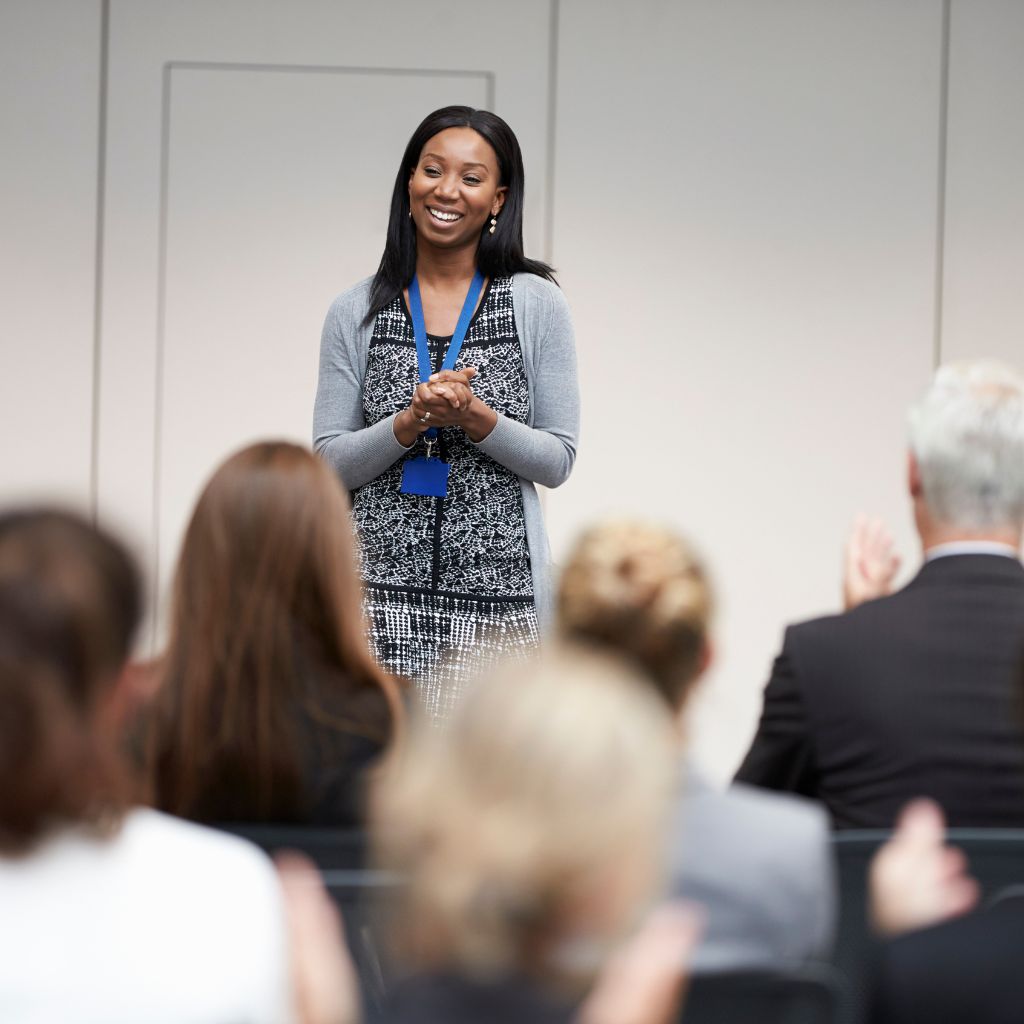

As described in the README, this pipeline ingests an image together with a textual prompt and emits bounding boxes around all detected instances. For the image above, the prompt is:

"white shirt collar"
[925,540,1021,562]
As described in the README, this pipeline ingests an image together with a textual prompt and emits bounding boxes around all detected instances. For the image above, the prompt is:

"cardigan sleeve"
[473,277,579,488]
[312,283,412,490]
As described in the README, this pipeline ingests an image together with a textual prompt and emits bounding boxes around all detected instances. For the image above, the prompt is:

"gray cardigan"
[313,273,579,626]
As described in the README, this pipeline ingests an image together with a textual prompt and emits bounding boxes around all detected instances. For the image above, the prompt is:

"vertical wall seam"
[933,0,952,368]
[151,62,173,649]
[543,0,560,265]
[89,0,110,520]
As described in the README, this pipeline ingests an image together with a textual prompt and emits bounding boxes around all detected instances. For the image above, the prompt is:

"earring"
[489,216,497,235]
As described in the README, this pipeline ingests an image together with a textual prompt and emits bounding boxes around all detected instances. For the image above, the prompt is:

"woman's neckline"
[399,275,494,339]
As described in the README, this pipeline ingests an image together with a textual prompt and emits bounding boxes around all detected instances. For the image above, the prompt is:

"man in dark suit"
[736,361,1024,828]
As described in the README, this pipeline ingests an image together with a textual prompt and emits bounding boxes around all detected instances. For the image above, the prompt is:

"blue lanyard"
[408,270,484,441]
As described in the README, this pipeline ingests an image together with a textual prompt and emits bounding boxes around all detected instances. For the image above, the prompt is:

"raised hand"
[843,514,901,610]
[578,903,702,1024]
[276,853,359,1024]
[868,799,979,938]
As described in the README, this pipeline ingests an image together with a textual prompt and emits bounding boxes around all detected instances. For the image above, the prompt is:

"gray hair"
[907,360,1024,530]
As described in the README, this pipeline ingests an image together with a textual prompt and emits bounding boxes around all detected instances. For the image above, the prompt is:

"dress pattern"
[352,276,539,718]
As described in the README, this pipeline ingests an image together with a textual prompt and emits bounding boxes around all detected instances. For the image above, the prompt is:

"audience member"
[0,508,293,1023]
[558,521,835,970]
[372,646,700,1024]
[147,441,402,826]
[866,659,1024,1023]
[737,360,1024,828]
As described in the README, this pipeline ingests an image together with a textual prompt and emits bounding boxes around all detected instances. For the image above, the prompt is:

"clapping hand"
[396,365,496,445]
[277,853,359,1024]
[579,903,702,1024]
[843,515,901,611]
[869,799,979,938]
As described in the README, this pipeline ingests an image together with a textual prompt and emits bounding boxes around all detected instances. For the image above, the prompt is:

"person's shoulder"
[512,271,561,298]
[119,808,277,885]
[687,775,827,841]
[512,272,569,314]
[673,776,831,952]
[511,273,574,353]
[719,780,830,844]
[325,275,376,324]
[785,581,914,647]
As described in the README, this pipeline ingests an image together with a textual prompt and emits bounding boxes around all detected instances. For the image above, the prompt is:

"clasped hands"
[394,366,498,446]
[410,367,479,428]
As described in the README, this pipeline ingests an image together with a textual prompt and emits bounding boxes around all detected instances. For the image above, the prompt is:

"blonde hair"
[373,645,677,978]
[558,521,713,710]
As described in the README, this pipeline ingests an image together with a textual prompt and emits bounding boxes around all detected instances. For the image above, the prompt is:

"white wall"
[553,0,941,777]
[942,0,1024,365]
[2,0,1022,780]
[0,0,101,506]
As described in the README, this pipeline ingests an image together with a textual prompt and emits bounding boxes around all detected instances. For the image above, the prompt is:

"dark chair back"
[681,965,845,1024]
[212,824,406,1015]
[831,829,1024,1024]
[213,823,369,870]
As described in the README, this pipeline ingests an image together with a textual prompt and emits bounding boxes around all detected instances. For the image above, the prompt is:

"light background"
[3,0,1023,781]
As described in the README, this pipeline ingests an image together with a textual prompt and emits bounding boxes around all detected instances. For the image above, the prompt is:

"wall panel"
[553,0,943,778]
[0,1,101,505]
[942,0,1024,364]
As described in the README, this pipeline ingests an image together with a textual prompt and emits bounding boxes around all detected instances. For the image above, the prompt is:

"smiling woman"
[313,106,580,718]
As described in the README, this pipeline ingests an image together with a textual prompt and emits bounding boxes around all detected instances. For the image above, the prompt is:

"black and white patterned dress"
[352,276,539,717]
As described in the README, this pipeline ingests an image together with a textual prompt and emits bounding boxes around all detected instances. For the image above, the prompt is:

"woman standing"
[314,106,578,717]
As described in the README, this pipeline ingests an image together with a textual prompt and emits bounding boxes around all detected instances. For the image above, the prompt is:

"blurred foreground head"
[0,508,141,853]
[558,521,712,713]
[908,361,1024,539]
[150,440,400,821]
[375,645,678,980]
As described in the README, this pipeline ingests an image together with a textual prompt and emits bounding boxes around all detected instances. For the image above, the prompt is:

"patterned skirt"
[365,587,539,720]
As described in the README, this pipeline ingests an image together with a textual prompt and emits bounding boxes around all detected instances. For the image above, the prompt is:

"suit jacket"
[670,768,836,970]
[736,554,1024,829]
[872,896,1024,1024]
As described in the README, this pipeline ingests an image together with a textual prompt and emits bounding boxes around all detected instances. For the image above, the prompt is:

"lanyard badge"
[399,270,484,499]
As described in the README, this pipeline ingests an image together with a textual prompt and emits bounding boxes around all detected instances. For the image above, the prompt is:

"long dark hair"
[364,105,556,324]
[0,509,141,853]
[148,441,403,823]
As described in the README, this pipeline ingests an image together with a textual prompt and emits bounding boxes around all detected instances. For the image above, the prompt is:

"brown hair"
[148,441,402,822]
[557,521,713,710]
[0,509,141,853]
